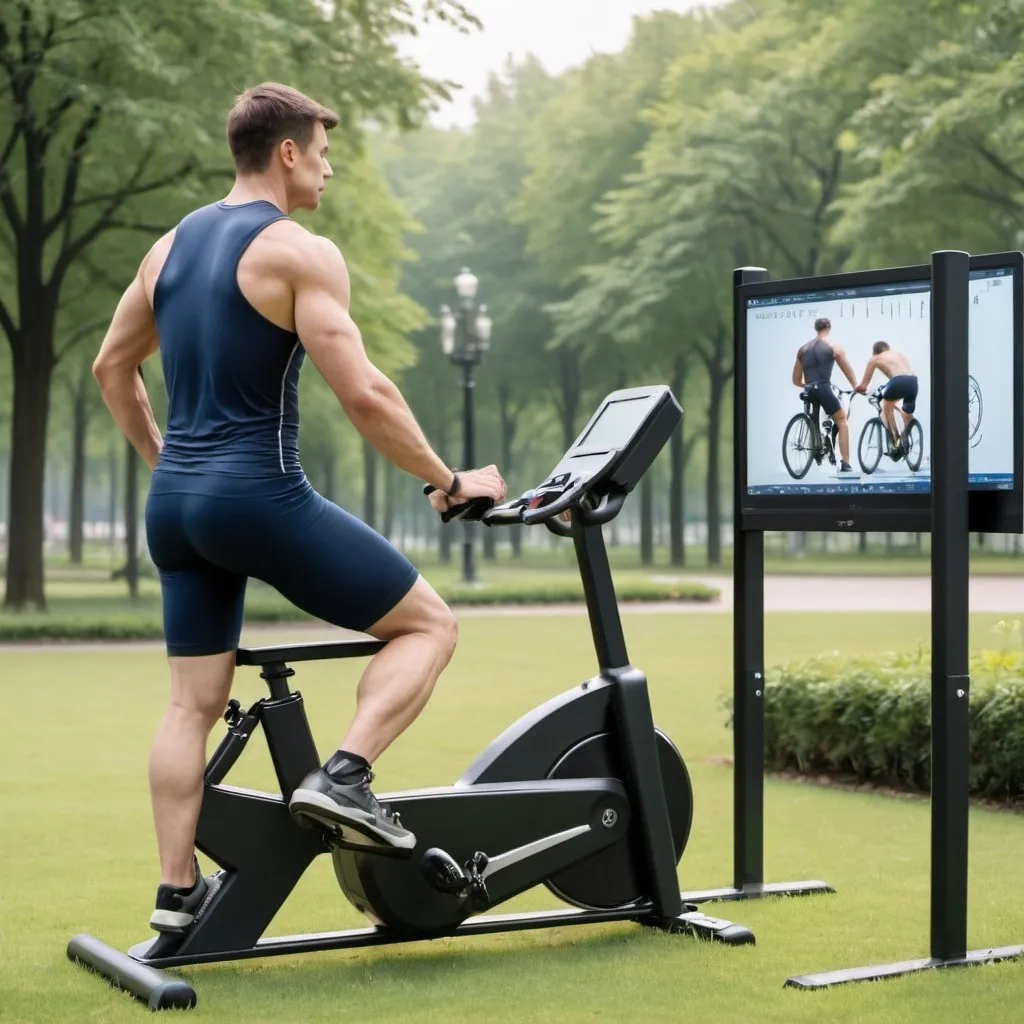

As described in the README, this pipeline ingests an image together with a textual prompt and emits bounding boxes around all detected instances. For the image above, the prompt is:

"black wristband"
[422,471,460,497]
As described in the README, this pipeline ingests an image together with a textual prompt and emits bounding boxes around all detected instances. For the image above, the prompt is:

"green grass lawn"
[2,612,1024,1022]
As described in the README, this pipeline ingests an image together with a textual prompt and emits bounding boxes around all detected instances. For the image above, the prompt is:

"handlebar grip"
[441,497,494,523]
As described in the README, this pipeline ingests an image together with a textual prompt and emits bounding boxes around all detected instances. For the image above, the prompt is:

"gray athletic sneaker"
[149,856,222,934]
[288,766,417,856]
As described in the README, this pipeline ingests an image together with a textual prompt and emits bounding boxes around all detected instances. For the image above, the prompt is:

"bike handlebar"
[424,481,630,534]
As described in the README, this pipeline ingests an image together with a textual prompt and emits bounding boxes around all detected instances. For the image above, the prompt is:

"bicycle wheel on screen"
[904,419,924,472]
[782,413,815,479]
[968,375,983,441]
[858,418,883,475]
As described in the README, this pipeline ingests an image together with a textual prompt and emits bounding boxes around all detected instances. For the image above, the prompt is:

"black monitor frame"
[735,251,1023,533]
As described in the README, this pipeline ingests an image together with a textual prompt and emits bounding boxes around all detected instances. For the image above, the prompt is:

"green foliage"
[753,639,1024,803]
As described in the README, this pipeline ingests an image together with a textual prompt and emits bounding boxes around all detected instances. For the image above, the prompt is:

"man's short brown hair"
[873,341,890,355]
[814,317,831,333]
[227,83,340,174]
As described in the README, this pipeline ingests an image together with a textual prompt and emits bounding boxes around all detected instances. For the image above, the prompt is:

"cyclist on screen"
[792,317,860,476]
[855,341,918,459]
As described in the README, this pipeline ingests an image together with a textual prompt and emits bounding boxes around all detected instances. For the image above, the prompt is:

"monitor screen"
[744,266,1016,499]
[969,266,1015,489]
[578,395,654,451]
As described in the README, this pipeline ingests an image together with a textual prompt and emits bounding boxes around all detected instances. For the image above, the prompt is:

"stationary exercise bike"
[68,384,753,1011]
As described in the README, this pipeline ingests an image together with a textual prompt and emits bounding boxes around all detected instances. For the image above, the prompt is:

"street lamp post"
[440,267,493,585]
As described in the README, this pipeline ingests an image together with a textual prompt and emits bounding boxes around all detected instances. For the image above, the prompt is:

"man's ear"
[279,138,298,168]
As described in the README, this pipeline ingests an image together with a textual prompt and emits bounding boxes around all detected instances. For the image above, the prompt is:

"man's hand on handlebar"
[426,465,507,513]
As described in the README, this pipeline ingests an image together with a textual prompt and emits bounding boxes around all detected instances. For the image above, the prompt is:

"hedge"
[0,578,717,642]
[755,647,1024,805]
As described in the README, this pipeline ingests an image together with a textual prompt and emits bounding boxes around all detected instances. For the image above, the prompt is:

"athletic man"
[92,83,506,936]
[855,341,918,457]
[792,317,860,476]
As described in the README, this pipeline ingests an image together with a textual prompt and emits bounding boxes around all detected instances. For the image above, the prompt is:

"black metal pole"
[462,358,476,585]
[572,518,629,671]
[732,266,770,890]
[930,249,971,961]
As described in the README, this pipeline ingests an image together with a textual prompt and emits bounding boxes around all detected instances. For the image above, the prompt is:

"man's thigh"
[148,479,248,657]
[248,493,420,634]
[158,565,248,657]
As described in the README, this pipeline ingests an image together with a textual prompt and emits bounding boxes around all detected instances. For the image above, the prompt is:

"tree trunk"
[363,439,377,530]
[557,348,582,449]
[859,532,868,555]
[640,472,654,566]
[108,440,118,556]
[68,382,88,565]
[669,355,687,567]
[498,382,524,559]
[696,324,731,568]
[5,338,54,610]
[124,438,140,603]
[706,370,727,566]
[482,513,498,560]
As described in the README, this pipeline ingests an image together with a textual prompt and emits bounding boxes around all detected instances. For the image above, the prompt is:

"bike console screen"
[481,386,682,530]
[743,262,1018,499]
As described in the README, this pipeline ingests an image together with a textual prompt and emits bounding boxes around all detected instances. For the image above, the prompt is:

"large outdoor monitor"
[735,251,1023,532]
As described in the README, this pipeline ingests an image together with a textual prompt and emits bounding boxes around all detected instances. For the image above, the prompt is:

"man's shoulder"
[140,229,177,292]
[258,222,345,275]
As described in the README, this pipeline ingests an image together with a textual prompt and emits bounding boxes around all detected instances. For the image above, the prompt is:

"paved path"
[683,574,1024,614]
[5,575,1022,653]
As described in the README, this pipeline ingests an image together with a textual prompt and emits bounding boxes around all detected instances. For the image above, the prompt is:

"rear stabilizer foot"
[68,933,196,1011]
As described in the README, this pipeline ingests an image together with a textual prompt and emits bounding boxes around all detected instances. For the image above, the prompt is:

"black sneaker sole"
[149,871,223,935]
[288,790,416,858]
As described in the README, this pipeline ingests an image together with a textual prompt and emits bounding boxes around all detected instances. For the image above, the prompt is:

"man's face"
[281,121,333,212]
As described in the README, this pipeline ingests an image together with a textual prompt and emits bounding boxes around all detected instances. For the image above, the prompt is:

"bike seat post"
[261,661,296,699]
[256,660,320,799]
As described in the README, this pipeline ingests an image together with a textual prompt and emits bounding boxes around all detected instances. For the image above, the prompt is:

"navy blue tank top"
[153,200,304,477]
[798,337,835,384]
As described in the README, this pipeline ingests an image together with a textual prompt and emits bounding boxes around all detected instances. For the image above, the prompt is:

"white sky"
[398,0,721,126]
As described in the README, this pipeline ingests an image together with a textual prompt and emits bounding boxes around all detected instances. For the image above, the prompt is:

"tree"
[60,349,101,563]
[0,0,476,609]
[827,0,1024,264]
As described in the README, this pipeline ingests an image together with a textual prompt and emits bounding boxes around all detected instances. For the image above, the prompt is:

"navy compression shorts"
[804,380,841,416]
[145,471,419,656]
[881,374,919,415]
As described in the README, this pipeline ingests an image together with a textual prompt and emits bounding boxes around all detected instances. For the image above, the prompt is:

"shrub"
[752,646,1024,804]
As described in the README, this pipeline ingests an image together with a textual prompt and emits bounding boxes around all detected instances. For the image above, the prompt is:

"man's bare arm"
[856,355,877,392]
[295,237,455,492]
[832,345,859,389]
[792,357,804,387]
[93,257,164,471]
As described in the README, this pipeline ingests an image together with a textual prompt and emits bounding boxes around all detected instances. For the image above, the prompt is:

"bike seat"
[236,640,387,666]
[798,390,810,401]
